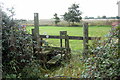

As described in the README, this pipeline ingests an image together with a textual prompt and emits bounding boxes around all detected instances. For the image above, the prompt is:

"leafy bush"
[81,25,120,79]
[2,8,34,78]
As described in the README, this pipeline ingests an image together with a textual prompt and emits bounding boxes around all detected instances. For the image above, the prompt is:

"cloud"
[1,0,118,19]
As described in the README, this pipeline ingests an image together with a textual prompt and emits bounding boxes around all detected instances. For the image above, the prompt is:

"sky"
[0,0,119,20]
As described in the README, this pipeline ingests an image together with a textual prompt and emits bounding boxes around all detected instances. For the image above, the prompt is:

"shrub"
[81,25,120,79]
[2,8,34,78]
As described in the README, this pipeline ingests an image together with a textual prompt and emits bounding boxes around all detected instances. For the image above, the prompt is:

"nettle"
[81,25,120,79]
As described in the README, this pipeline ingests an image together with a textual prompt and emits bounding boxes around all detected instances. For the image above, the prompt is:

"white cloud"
[0,0,119,19]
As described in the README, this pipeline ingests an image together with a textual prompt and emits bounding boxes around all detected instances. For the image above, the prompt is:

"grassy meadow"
[27,26,111,52]
[26,26,112,77]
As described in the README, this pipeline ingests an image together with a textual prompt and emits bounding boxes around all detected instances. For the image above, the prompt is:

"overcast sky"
[0,0,119,20]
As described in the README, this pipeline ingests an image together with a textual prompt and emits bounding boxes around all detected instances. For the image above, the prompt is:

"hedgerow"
[81,25,120,79]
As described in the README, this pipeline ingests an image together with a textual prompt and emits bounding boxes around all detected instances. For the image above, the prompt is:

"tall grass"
[49,53,85,78]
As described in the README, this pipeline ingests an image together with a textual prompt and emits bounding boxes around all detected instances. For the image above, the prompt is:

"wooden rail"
[39,35,101,40]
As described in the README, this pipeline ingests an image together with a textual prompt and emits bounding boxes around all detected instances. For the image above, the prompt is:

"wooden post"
[60,31,63,48]
[83,23,89,55]
[34,13,39,34]
[32,29,36,40]
[60,31,70,53]
[32,29,35,52]
[65,35,69,49]
[33,13,42,52]
[65,35,70,53]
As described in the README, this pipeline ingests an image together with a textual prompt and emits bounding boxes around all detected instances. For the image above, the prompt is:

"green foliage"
[49,53,85,78]
[102,15,107,19]
[22,60,50,78]
[2,8,34,78]
[53,13,60,26]
[81,25,120,79]
[63,4,82,26]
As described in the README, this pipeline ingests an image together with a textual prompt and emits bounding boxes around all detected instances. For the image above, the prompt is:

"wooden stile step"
[41,50,52,54]
[47,54,63,64]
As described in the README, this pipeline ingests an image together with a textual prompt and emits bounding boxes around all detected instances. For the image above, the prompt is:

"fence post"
[83,23,89,55]
[34,13,39,34]
[33,13,42,52]
[60,31,63,48]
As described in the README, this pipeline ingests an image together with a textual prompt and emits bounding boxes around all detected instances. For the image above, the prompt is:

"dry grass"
[22,19,119,26]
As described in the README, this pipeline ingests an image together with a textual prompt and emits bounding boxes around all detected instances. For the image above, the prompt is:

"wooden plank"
[26,34,101,40]
[47,54,61,64]
[66,35,69,49]
[41,50,53,54]
[39,35,101,40]
[60,31,63,47]
[65,35,70,53]
[83,23,89,55]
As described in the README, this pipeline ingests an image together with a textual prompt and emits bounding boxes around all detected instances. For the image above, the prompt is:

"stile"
[60,31,70,49]
[60,31,70,54]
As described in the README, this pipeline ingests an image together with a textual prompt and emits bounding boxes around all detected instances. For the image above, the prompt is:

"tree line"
[53,3,120,26]
[84,16,120,19]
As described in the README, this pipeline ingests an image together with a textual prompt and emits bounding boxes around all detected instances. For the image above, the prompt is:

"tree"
[63,3,82,26]
[97,16,101,19]
[88,17,94,19]
[102,15,107,19]
[62,12,71,26]
[116,16,120,19]
[84,16,89,19]
[53,13,60,26]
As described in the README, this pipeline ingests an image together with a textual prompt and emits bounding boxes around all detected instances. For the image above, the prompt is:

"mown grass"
[27,26,111,51]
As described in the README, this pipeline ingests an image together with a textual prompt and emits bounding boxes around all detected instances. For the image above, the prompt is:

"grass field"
[27,26,111,51]
[26,26,111,77]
